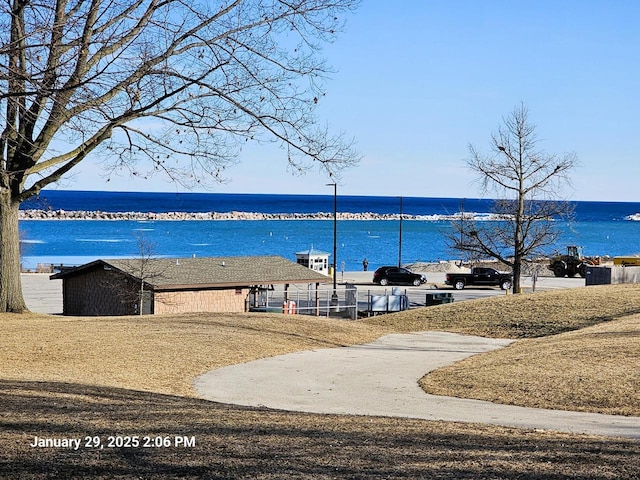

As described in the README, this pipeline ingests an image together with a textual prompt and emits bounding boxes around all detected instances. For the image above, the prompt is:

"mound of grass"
[0,312,387,397]
[421,315,640,416]
[362,284,640,338]
[363,284,640,415]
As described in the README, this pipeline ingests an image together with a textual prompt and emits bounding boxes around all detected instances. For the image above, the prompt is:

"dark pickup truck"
[445,267,513,290]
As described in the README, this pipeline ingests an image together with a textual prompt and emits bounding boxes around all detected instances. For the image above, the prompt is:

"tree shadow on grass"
[0,380,638,479]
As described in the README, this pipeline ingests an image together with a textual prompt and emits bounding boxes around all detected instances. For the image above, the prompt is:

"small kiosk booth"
[295,247,330,276]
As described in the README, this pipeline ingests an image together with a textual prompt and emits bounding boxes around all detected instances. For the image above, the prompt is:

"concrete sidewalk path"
[195,331,640,439]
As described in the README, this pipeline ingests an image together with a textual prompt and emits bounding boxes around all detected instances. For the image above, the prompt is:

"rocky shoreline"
[20,208,640,222]
[19,209,460,221]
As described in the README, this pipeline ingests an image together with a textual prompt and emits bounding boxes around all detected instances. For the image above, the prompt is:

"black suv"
[373,266,426,286]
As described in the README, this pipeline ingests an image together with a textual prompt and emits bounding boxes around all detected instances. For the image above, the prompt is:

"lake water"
[19,190,640,270]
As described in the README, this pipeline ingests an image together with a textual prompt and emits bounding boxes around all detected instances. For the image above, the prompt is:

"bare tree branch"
[103,232,170,315]
[446,103,577,293]
[1,0,360,193]
[0,0,361,313]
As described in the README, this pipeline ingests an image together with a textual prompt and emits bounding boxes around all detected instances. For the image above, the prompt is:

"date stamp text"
[30,435,196,450]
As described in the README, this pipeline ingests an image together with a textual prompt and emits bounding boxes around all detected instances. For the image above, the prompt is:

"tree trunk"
[0,192,28,313]
[512,256,522,294]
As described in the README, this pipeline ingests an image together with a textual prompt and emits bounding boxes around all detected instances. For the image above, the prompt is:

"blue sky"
[69,1,639,202]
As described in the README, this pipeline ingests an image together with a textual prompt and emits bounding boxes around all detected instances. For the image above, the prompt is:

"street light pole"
[326,182,338,310]
[398,195,403,267]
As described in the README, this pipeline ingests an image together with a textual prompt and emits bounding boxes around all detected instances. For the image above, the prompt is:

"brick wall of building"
[60,267,250,315]
[62,269,139,316]
[153,287,249,314]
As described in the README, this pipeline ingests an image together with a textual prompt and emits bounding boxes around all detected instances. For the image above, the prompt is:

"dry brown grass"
[362,283,640,338]
[2,380,638,479]
[0,312,388,397]
[361,284,640,417]
[422,314,640,416]
[2,284,640,477]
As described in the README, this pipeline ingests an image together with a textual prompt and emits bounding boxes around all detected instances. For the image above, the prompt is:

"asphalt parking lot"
[22,273,63,314]
[346,271,585,303]
[243,271,585,317]
[21,271,585,315]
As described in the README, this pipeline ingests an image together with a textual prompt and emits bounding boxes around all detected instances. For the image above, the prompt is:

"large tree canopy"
[0,0,360,312]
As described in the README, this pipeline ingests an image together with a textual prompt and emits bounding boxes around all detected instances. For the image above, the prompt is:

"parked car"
[444,267,513,290]
[373,266,427,286]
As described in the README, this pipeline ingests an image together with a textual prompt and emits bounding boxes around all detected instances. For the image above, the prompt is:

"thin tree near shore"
[445,104,577,293]
[0,0,361,313]
[101,233,170,315]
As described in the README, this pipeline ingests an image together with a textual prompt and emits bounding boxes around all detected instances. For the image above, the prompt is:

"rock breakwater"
[18,209,463,221]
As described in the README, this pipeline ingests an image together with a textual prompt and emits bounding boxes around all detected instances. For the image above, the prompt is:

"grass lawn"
[0,312,387,397]
[421,315,640,416]
[362,284,640,417]
[1,284,640,478]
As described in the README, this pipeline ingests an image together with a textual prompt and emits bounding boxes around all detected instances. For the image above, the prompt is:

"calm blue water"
[22,190,501,217]
[19,190,640,270]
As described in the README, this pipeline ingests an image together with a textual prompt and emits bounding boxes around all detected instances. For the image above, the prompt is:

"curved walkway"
[194,331,640,439]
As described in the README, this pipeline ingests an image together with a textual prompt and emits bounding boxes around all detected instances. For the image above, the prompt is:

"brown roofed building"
[50,255,329,316]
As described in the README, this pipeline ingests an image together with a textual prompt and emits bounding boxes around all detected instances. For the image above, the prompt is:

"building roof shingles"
[53,255,329,289]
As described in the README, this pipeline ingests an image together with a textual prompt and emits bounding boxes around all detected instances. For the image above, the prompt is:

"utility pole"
[326,183,339,310]
[398,196,403,267]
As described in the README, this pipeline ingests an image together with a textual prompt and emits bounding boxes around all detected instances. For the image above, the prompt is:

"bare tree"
[0,0,361,312]
[102,232,167,315]
[446,104,577,293]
